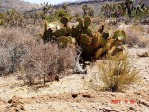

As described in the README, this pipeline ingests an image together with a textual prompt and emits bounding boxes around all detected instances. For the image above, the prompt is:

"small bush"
[20,42,77,86]
[0,27,77,86]
[122,25,149,48]
[89,55,139,92]
[55,9,70,18]
[0,28,32,76]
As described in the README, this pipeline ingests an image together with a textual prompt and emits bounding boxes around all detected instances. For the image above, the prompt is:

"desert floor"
[0,48,149,112]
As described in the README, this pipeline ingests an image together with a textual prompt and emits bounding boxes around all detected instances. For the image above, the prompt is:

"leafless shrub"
[20,42,77,86]
[0,27,77,86]
[0,47,12,76]
[0,28,32,76]
[125,30,148,48]
[120,25,149,48]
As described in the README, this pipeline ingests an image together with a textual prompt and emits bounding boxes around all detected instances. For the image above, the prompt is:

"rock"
[129,107,134,110]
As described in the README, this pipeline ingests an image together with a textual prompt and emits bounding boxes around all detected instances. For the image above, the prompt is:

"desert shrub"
[0,28,32,76]
[82,4,94,17]
[20,42,77,85]
[119,25,149,48]
[100,2,125,18]
[55,9,70,18]
[55,3,71,19]
[44,15,59,23]
[0,27,77,86]
[0,48,12,76]
[88,55,139,92]
[125,31,147,47]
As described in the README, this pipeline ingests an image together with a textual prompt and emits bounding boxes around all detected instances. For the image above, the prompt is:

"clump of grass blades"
[90,55,139,92]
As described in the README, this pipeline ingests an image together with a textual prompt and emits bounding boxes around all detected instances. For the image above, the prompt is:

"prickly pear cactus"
[92,33,100,48]
[41,16,127,61]
[60,16,68,27]
[42,28,53,42]
[0,19,4,25]
[113,30,126,40]
[58,36,75,47]
[95,48,103,59]
[80,34,92,46]
[84,16,91,28]
[76,17,84,28]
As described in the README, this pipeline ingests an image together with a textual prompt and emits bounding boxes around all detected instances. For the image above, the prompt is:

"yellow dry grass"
[88,55,140,92]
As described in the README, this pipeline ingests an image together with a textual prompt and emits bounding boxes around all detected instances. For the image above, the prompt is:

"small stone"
[143,77,146,79]
[129,107,134,110]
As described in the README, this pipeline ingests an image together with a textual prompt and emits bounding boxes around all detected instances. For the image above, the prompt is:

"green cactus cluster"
[101,0,147,19]
[82,4,94,17]
[125,0,147,18]
[42,16,127,61]
[42,17,73,48]
[80,28,126,61]
[100,2,125,18]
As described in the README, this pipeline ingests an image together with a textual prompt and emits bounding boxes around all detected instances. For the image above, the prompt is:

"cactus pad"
[76,17,84,28]
[44,21,48,31]
[59,36,71,47]
[102,32,109,40]
[98,24,105,34]
[67,36,76,44]
[113,30,126,40]
[81,28,92,36]
[80,34,92,46]
[60,17,68,27]
[53,28,67,37]
[92,33,100,48]
[84,16,91,28]
[108,46,117,56]
[98,33,107,46]
[95,48,103,59]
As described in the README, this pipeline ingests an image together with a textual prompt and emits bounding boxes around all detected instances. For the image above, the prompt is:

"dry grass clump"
[0,27,77,85]
[123,25,149,48]
[89,55,139,92]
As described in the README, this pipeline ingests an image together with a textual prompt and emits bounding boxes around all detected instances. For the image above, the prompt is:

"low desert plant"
[0,27,77,86]
[119,25,149,48]
[0,28,32,76]
[82,4,94,17]
[89,55,139,92]
[20,42,77,86]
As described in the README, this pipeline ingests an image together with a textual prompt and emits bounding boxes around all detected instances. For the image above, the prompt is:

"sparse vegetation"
[100,2,125,18]
[0,28,77,86]
[100,0,149,22]
[82,4,94,17]
[122,25,149,47]
[0,0,149,111]
[88,55,139,92]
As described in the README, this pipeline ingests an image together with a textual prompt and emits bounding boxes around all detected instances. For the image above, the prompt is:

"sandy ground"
[0,48,149,112]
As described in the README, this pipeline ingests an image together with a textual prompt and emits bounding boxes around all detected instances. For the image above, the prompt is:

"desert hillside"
[0,0,149,14]
[0,0,41,12]
[54,0,149,16]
